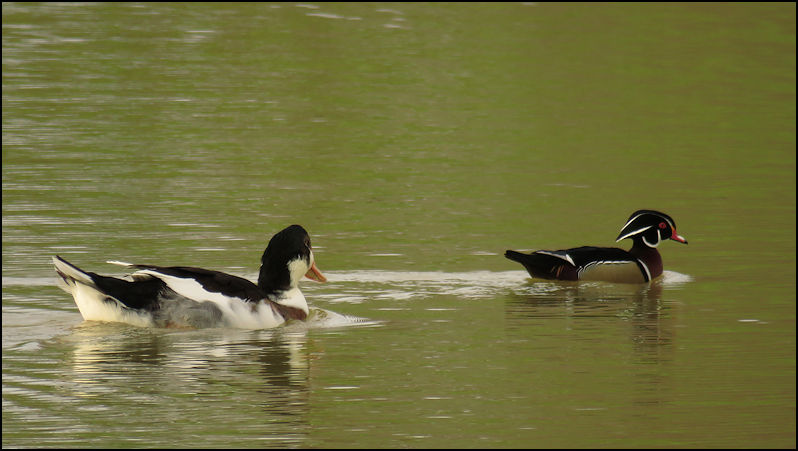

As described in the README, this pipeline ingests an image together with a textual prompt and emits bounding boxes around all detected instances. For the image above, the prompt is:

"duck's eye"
[659,222,667,229]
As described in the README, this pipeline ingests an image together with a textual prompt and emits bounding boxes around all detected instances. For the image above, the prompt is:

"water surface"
[3,3,795,448]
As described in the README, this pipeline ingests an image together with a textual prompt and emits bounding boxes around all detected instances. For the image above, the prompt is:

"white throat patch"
[287,253,310,288]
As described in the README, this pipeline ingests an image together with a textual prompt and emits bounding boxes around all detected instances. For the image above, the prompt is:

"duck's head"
[615,210,688,249]
[258,225,326,293]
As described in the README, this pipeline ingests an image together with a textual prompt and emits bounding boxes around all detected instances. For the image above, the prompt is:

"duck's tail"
[52,255,158,327]
[504,250,529,264]
[505,249,572,280]
[53,255,96,292]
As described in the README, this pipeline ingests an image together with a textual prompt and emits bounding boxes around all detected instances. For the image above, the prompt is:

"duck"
[505,210,687,283]
[53,224,327,329]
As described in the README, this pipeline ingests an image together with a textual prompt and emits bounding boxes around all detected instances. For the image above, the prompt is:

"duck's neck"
[257,261,290,295]
[628,238,663,279]
[257,265,309,319]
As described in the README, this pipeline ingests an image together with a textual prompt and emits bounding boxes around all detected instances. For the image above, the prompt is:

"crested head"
[616,210,688,248]
[258,225,325,295]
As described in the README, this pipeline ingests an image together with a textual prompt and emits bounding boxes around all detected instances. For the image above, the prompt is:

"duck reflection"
[61,323,312,445]
[504,277,676,356]
[66,324,310,384]
[61,307,372,400]
[504,277,685,410]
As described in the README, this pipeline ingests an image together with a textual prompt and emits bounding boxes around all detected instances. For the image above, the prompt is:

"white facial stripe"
[616,225,652,242]
[619,213,676,240]
[620,213,646,230]
[622,213,674,229]
[642,234,660,248]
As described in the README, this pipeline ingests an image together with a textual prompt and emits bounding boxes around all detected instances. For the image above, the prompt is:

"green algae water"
[3,3,795,448]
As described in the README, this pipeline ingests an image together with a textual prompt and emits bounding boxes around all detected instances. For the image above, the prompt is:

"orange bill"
[304,261,327,282]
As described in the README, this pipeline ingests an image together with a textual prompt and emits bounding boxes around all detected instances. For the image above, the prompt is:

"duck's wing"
[505,246,649,283]
[109,261,265,303]
[505,248,580,280]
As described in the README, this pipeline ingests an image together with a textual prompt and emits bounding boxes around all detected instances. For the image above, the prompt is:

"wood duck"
[53,225,327,329]
[505,210,687,283]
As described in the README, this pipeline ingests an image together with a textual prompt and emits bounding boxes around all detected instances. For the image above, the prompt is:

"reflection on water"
[505,277,679,359]
[3,1,794,448]
[499,275,688,434]
[60,325,311,447]
[2,296,382,447]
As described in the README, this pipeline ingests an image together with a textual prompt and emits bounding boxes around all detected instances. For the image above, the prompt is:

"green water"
[3,3,795,448]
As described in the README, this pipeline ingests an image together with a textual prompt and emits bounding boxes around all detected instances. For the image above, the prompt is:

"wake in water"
[304,270,694,303]
[287,307,381,331]
[7,269,692,331]
[6,270,692,291]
